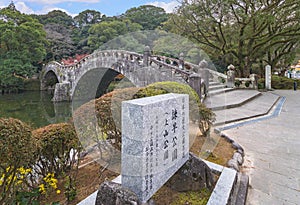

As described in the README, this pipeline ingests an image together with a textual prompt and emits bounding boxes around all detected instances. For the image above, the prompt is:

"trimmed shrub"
[32,123,81,177]
[271,75,300,89]
[73,87,140,150]
[0,118,38,204]
[134,81,215,135]
[258,76,300,90]
[73,82,215,151]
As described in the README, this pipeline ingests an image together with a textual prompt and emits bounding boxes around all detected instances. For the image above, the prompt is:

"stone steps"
[204,89,262,111]
[209,84,227,91]
[207,87,235,96]
[212,92,280,126]
[205,77,280,127]
[209,81,222,86]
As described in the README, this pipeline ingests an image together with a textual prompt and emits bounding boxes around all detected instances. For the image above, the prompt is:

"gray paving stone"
[219,90,300,204]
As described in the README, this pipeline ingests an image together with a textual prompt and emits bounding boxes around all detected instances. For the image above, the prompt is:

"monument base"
[95,153,214,205]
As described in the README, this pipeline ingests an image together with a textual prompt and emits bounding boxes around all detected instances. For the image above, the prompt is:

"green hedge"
[258,75,300,89]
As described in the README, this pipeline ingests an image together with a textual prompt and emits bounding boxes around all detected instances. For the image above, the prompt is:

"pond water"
[0,91,72,128]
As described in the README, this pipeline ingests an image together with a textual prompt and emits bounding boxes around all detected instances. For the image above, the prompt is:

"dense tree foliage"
[122,5,169,30]
[167,0,300,77]
[73,10,104,54]
[88,19,142,50]
[34,10,76,61]
[0,7,47,92]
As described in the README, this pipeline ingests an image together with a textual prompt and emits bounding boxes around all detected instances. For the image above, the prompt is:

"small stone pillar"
[179,53,184,69]
[265,65,271,90]
[249,74,258,89]
[189,74,202,100]
[143,46,151,66]
[198,60,209,95]
[227,64,235,88]
[52,82,70,102]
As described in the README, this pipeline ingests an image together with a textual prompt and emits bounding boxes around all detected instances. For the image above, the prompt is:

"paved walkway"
[220,90,300,205]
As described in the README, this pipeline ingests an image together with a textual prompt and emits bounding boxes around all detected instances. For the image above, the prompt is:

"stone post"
[227,64,235,88]
[198,60,209,95]
[189,74,202,100]
[249,74,258,89]
[143,46,151,66]
[265,65,271,90]
[179,53,184,69]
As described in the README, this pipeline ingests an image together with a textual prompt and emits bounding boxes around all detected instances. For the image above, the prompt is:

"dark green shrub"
[0,118,38,204]
[258,76,300,89]
[258,78,265,89]
[271,75,300,89]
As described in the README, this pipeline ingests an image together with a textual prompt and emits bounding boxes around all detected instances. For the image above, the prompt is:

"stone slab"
[235,173,249,205]
[207,167,237,205]
[121,93,189,203]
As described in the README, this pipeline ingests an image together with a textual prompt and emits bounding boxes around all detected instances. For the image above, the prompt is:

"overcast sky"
[0,0,180,17]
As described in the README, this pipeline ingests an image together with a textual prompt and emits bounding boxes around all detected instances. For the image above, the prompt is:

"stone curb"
[214,131,249,205]
[219,132,244,172]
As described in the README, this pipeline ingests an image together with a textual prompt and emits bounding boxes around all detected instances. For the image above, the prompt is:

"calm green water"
[0,91,72,128]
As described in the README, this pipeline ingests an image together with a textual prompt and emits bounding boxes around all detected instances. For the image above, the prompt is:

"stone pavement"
[219,90,300,205]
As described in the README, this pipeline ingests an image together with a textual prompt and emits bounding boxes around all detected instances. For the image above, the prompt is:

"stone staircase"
[204,80,281,127]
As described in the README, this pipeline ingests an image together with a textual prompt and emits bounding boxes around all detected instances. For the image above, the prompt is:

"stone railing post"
[179,52,184,69]
[226,64,235,88]
[143,46,151,66]
[189,74,202,100]
[249,74,258,89]
[198,60,209,95]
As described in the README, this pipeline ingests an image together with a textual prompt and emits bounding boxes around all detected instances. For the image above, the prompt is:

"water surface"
[0,91,72,128]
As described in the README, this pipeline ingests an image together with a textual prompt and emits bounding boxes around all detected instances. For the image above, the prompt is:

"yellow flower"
[18,167,26,175]
[39,184,46,194]
[16,180,23,185]
[25,168,32,173]
[56,190,61,194]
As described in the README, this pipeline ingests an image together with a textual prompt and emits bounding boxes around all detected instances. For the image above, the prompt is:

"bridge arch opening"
[41,70,59,91]
[71,67,135,110]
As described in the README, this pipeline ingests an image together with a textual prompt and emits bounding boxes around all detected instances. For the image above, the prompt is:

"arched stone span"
[40,62,63,90]
[41,49,209,102]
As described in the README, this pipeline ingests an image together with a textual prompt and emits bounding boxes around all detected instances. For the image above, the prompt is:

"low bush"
[73,82,215,151]
[33,123,81,177]
[0,118,38,204]
[134,81,215,135]
[271,75,300,89]
[258,76,300,90]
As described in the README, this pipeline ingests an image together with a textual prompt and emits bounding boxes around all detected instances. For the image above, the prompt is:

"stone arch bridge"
[41,47,210,102]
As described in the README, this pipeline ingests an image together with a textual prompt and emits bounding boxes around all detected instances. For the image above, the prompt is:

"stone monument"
[265,65,271,89]
[121,93,189,203]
